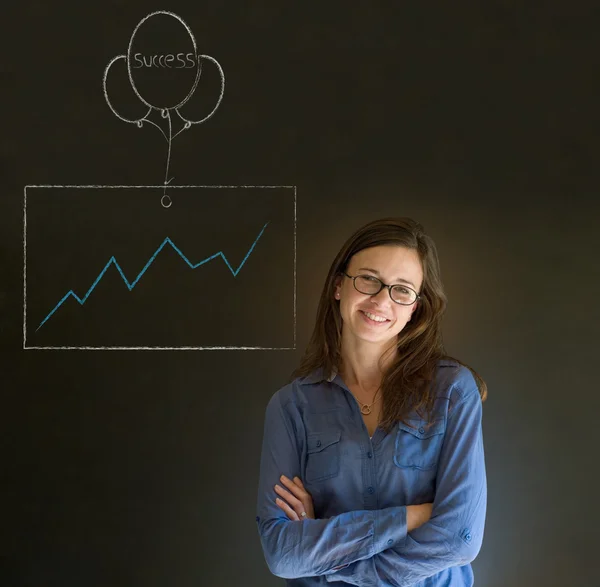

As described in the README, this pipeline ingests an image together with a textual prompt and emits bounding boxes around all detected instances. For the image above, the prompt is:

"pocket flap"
[398,418,444,440]
[307,430,341,454]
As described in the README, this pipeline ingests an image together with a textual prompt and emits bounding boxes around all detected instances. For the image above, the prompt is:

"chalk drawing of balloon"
[103,11,225,208]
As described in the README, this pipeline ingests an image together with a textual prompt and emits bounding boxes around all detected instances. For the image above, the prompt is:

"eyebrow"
[357,267,417,289]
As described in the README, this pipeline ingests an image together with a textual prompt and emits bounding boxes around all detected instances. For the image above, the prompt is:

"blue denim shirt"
[256,360,487,587]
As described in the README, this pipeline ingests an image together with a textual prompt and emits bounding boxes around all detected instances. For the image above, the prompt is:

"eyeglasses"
[343,273,420,305]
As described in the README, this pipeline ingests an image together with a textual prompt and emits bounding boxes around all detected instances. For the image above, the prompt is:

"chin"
[353,324,399,345]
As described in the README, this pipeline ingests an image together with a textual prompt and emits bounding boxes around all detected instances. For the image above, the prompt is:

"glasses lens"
[354,275,382,294]
[391,286,417,304]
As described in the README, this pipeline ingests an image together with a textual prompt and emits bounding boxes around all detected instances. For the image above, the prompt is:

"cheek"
[342,286,361,305]
[339,297,353,322]
[339,292,363,321]
[392,309,412,328]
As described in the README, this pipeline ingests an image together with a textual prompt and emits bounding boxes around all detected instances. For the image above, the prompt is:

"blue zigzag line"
[36,222,269,331]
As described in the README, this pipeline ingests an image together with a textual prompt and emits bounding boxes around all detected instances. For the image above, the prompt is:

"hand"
[406,503,433,532]
[274,475,315,521]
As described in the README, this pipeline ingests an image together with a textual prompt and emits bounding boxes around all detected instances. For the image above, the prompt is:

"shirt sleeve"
[256,390,409,579]
[325,378,487,587]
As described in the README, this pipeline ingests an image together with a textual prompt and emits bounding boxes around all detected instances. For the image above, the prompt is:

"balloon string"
[163,110,173,204]
[143,117,168,143]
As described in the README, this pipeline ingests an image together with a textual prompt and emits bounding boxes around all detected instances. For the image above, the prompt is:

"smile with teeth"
[361,310,390,323]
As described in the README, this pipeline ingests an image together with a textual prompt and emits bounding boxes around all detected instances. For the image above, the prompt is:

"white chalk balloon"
[127,10,201,111]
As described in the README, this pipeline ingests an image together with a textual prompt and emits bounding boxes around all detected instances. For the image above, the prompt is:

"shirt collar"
[303,358,457,385]
[303,367,337,384]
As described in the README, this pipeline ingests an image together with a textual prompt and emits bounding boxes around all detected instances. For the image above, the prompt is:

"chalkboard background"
[3,2,600,586]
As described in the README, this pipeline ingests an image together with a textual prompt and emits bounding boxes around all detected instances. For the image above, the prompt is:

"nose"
[371,287,392,306]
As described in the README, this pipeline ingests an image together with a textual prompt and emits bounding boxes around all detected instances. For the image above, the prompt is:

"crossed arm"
[255,384,486,586]
[274,474,433,532]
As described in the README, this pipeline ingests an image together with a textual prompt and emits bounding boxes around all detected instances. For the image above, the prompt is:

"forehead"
[347,245,423,283]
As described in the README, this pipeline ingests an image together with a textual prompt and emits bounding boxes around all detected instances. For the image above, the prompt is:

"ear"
[333,275,343,298]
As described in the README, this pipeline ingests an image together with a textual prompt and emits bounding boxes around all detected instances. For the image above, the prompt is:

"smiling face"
[334,245,424,349]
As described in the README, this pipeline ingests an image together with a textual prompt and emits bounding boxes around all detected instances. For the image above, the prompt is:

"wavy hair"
[291,217,487,433]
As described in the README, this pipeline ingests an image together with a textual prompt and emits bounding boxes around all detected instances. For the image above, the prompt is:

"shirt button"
[367,486,374,494]
[367,452,373,458]
[465,533,472,541]
[387,539,393,545]
[316,440,321,447]
[418,426,425,434]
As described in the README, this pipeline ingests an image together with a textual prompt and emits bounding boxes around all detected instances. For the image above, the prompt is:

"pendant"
[360,404,372,415]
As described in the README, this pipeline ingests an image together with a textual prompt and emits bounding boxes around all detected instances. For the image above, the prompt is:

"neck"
[339,330,397,394]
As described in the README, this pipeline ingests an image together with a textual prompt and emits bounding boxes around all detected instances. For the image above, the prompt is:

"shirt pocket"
[393,418,445,470]
[305,430,341,483]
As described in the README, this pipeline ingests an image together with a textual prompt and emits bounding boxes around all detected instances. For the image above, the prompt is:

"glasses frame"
[343,272,421,306]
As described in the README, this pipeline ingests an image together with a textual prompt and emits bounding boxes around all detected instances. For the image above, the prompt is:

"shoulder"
[265,370,340,416]
[264,373,316,411]
[434,359,482,413]
[265,381,296,414]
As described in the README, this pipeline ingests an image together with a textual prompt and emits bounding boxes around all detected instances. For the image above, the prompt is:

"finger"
[274,484,302,509]
[275,484,310,520]
[275,497,298,521]
[293,476,305,487]
[280,475,305,498]
[279,475,300,497]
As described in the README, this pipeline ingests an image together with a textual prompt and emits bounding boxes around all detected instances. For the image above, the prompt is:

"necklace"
[349,388,381,415]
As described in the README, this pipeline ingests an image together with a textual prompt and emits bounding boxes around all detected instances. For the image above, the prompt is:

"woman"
[256,217,487,586]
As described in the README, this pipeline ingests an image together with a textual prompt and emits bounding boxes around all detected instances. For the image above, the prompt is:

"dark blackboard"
[3,2,600,586]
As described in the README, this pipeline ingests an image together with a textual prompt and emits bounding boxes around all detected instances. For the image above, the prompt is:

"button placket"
[362,437,377,509]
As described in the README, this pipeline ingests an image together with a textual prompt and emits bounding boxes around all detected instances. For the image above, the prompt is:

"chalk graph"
[36,223,269,331]
[24,186,295,350]
[23,10,297,351]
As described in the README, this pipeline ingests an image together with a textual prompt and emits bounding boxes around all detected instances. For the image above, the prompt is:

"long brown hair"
[292,217,487,434]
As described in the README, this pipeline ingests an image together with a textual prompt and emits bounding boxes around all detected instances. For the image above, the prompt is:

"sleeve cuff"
[325,507,407,584]
[373,505,407,552]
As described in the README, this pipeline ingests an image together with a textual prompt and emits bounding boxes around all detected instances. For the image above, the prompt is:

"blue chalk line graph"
[36,222,268,331]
